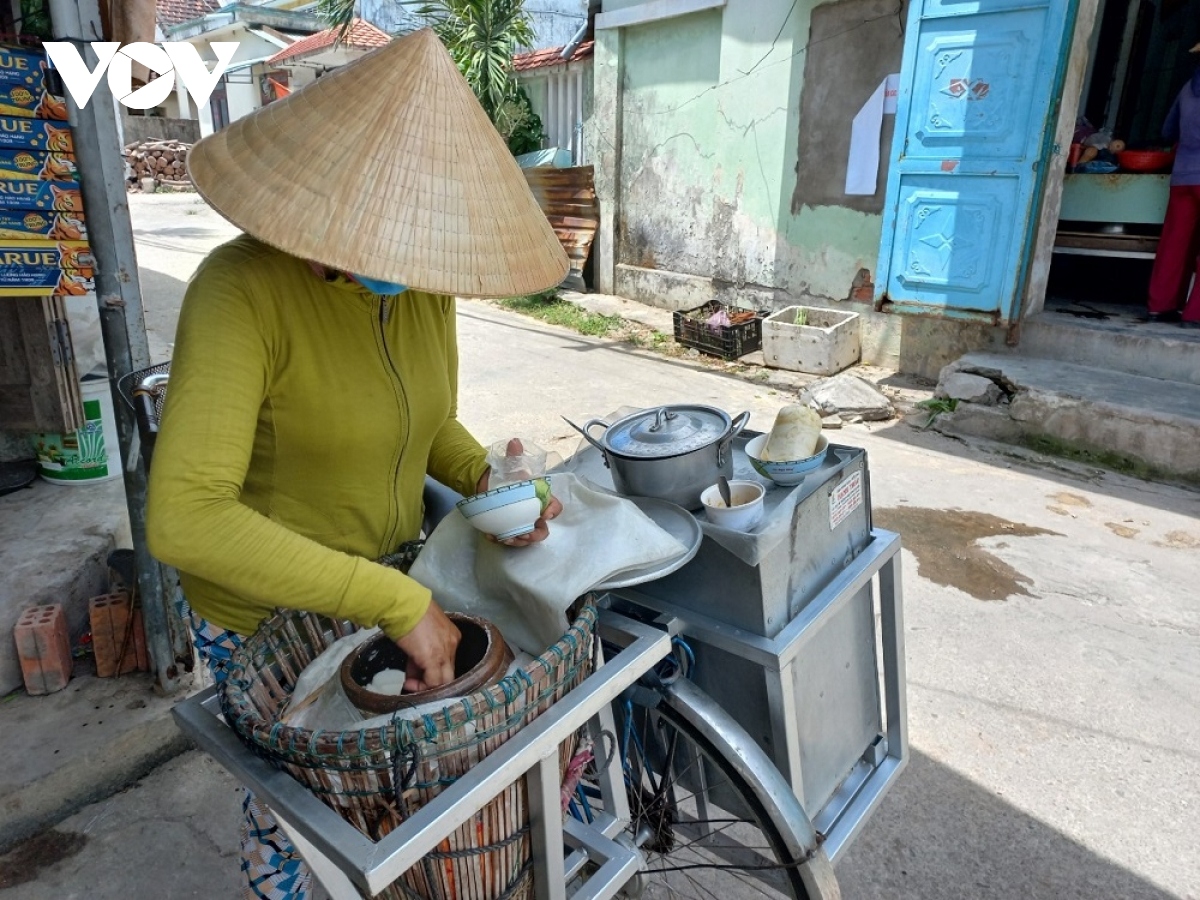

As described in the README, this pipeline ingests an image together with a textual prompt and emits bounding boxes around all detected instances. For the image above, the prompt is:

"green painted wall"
[606,0,897,305]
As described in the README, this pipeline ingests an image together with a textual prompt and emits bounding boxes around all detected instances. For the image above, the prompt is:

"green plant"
[915,397,958,429]
[793,308,808,327]
[18,0,52,39]
[318,0,543,155]
[496,292,621,337]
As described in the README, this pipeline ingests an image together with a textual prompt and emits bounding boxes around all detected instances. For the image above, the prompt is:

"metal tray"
[589,496,703,590]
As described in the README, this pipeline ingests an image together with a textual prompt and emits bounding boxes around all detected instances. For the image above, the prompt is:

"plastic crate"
[673,301,765,360]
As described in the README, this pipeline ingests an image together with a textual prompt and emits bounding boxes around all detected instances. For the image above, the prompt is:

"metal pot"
[577,405,750,510]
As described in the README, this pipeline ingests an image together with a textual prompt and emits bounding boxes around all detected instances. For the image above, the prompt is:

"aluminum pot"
[577,405,750,510]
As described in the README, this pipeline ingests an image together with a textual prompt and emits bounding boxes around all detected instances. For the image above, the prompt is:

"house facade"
[152,1,324,136]
[590,0,1190,379]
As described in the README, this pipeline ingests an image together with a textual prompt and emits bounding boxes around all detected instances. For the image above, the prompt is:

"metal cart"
[172,437,907,900]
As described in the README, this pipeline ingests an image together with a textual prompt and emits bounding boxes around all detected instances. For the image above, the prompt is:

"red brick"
[89,592,148,677]
[14,604,72,695]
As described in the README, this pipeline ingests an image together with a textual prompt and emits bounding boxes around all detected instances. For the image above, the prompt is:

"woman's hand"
[396,601,461,691]
[501,494,561,546]
[475,463,562,547]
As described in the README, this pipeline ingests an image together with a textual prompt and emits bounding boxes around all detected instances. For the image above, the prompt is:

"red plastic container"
[1118,149,1175,173]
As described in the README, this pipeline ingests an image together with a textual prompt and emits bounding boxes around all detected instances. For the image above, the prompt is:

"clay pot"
[340,614,514,715]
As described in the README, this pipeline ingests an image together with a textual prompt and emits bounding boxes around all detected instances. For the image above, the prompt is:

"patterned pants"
[190,613,314,900]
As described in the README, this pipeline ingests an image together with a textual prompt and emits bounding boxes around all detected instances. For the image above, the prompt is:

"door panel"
[907,21,1041,158]
[889,176,1019,309]
[876,0,1078,323]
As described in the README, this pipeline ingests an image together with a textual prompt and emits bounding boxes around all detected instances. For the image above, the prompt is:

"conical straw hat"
[187,28,569,298]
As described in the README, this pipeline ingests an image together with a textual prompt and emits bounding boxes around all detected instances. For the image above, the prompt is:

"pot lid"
[605,406,729,458]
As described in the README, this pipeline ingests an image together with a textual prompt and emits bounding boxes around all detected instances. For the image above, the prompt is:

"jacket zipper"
[378,295,410,555]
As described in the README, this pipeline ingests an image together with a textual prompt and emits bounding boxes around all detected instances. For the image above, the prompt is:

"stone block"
[937,371,1004,405]
[13,604,72,695]
[802,373,894,421]
[762,306,862,375]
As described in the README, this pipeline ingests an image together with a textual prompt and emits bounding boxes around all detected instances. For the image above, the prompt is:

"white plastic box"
[762,305,861,375]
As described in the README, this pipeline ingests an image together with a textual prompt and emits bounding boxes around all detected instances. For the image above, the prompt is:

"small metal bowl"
[340,613,514,715]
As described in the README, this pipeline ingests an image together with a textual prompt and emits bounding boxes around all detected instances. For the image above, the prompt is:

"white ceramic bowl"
[744,433,828,487]
[456,477,551,540]
[700,480,765,531]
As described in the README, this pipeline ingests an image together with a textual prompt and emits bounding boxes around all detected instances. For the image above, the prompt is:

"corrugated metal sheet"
[523,165,599,292]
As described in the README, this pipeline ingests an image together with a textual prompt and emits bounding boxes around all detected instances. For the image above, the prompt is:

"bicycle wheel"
[611,691,813,900]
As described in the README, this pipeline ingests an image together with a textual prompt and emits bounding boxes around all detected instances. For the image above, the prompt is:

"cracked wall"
[606,0,908,310]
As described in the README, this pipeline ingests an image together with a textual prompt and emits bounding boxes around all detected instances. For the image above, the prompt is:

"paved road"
[4,194,1196,900]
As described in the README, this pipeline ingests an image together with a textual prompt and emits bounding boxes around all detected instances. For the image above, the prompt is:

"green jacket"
[147,236,488,640]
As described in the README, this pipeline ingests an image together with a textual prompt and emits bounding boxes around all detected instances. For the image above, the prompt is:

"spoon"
[717,475,733,508]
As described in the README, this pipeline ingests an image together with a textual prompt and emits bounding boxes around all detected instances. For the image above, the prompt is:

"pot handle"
[717,410,751,467]
[563,417,611,466]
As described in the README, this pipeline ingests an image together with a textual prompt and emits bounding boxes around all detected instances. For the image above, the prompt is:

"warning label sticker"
[829,469,863,530]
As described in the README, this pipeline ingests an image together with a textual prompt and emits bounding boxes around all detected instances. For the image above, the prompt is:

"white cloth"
[408,473,688,654]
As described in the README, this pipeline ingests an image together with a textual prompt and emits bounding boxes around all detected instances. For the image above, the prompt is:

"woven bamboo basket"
[218,601,598,900]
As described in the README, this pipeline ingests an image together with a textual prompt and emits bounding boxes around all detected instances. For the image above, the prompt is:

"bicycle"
[133,362,906,899]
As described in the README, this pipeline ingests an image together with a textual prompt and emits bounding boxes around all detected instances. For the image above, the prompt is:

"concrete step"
[934,353,1200,484]
[0,669,192,851]
[0,479,130,694]
[1019,313,1200,385]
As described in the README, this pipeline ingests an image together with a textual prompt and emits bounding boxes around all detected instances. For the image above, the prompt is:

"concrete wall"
[591,0,1009,376]
[119,114,202,146]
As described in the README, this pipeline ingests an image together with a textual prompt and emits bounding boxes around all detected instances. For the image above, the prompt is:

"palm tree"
[317,0,543,154]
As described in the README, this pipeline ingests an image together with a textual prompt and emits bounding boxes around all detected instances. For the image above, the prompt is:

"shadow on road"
[837,748,1177,900]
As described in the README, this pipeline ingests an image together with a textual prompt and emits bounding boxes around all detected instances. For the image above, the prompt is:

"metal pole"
[48,0,194,693]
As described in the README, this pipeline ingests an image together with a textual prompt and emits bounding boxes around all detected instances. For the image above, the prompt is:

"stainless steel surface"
[561,817,642,900]
[589,497,703,590]
[577,406,750,510]
[611,529,907,864]
[530,755,567,900]
[593,406,730,457]
[584,436,872,637]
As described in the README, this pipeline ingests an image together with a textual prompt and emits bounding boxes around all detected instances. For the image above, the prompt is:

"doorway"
[1044,0,1200,326]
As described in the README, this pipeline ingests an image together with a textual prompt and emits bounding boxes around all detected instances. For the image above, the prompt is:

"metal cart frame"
[173,528,906,900]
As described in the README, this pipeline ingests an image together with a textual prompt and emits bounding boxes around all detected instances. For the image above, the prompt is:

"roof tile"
[267,18,391,66]
[156,0,221,29]
[513,40,593,73]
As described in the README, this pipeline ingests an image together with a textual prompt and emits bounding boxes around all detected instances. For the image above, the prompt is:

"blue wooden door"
[876,0,1079,324]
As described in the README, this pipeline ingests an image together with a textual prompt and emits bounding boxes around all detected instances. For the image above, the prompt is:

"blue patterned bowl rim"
[456,476,550,516]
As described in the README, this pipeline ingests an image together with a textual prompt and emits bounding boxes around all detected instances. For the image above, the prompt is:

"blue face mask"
[351,274,408,296]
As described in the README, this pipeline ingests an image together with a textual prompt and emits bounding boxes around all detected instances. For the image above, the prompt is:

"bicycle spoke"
[611,701,806,899]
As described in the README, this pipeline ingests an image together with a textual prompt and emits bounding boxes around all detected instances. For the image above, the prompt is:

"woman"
[146,29,569,899]
[1148,42,1200,327]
